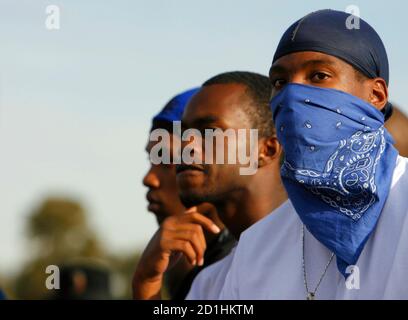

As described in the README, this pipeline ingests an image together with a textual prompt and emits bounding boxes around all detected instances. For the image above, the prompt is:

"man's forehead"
[182,83,249,123]
[270,51,343,74]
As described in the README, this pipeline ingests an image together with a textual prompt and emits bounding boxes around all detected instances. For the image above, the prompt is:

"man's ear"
[369,77,388,111]
[258,136,282,167]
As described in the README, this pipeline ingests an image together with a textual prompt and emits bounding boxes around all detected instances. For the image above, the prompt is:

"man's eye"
[272,79,286,89]
[312,72,330,81]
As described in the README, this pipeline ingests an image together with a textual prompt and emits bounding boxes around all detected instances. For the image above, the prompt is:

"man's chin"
[179,189,210,209]
[147,204,166,225]
[152,211,169,226]
[156,216,165,225]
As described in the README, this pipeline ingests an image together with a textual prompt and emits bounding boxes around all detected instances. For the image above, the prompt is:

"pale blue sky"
[1,0,407,275]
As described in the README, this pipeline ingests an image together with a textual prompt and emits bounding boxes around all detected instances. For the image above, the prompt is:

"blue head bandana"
[0,289,6,300]
[273,9,393,120]
[271,83,398,277]
[152,88,199,125]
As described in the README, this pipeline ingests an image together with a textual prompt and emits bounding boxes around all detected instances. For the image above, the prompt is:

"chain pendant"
[302,225,334,301]
[307,292,315,300]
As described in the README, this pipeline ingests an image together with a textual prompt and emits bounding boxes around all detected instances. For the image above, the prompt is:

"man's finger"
[169,229,206,265]
[185,212,221,234]
[167,239,197,266]
[184,206,198,214]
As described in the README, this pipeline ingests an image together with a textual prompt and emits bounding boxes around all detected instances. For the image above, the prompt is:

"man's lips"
[176,164,205,174]
[146,192,161,212]
[145,195,167,225]
[146,192,159,204]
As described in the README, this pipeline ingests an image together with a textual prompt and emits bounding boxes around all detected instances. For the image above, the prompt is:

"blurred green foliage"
[1,197,140,300]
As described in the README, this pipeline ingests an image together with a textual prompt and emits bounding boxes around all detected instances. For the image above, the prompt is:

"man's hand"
[132,207,221,299]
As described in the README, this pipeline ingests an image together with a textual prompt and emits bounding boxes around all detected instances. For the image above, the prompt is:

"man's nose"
[143,167,160,188]
[289,74,306,85]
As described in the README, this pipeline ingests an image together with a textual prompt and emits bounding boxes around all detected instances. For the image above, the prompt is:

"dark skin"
[143,134,224,231]
[385,106,408,157]
[269,51,388,110]
[143,137,186,224]
[177,83,287,238]
[134,134,225,300]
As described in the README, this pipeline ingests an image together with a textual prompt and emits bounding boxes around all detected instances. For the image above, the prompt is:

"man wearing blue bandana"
[133,88,236,300]
[220,9,408,299]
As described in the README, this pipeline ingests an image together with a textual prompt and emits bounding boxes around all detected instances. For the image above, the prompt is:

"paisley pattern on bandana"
[282,127,386,221]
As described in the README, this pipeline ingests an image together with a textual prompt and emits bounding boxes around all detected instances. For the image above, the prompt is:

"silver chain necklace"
[302,224,335,300]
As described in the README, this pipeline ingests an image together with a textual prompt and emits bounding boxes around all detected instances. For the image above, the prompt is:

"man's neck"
[214,170,288,239]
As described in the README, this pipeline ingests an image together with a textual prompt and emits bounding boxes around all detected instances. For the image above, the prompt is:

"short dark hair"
[202,71,275,138]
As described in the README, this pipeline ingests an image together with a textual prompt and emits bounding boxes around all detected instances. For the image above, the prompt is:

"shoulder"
[239,199,297,247]
[375,155,408,239]
[185,246,236,300]
[218,200,299,299]
[387,156,408,211]
[391,156,408,186]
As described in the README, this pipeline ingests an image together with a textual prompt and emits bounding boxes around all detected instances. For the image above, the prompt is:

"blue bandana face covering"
[270,83,398,276]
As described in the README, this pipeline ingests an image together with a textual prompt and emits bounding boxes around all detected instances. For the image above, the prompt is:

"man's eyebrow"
[270,58,337,77]
[182,115,219,129]
[269,64,287,77]
[301,59,337,68]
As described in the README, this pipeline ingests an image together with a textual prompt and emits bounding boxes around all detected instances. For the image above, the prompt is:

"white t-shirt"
[186,246,236,300]
[220,156,408,299]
